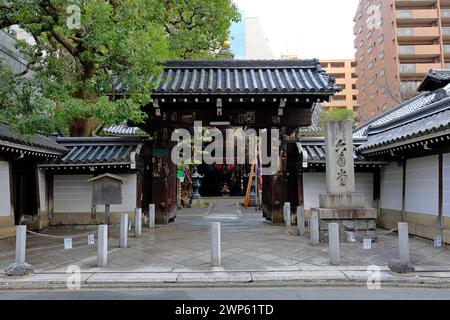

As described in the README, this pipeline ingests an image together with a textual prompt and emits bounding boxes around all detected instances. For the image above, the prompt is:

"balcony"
[397,27,439,41]
[398,44,441,58]
[395,0,437,7]
[399,63,442,76]
[396,9,438,24]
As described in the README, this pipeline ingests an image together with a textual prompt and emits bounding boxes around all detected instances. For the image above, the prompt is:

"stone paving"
[1,203,450,273]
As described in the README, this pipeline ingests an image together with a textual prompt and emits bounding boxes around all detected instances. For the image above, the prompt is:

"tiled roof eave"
[38,161,134,169]
[152,91,339,96]
[0,139,65,157]
[358,127,450,154]
[368,97,450,135]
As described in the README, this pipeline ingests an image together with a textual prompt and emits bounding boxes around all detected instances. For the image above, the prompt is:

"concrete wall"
[303,172,374,210]
[53,174,137,215]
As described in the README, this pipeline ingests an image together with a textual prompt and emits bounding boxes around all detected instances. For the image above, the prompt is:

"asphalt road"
[1,287,450,300]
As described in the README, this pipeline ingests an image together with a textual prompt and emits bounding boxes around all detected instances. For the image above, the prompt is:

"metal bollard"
[97,225,108,267]
[120,214,128,248]
[211,222,221,267]
[398,222,410,263]
[328,223,340,266]
[284,202,291,227]
[310,211,319,245]
[297,206,305,236]
[149,204,155,229]
[15,225,27,264]
[134,208,142,238]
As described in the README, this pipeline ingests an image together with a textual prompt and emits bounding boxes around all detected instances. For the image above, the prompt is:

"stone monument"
[311,120,377,241]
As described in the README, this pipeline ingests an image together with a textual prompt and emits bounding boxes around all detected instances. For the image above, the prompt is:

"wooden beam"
[439,153,444,229]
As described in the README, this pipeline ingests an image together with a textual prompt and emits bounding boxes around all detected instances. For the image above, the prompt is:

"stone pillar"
[398,222,410,263]
[297,206,305,236]
[149,204,155,229]
[120,214,128,248]
[310,211,319,245]
[284,202,291,227]
[211,222,221,267]
[324,120,355,194]
[15,226,27,264]
[134,208,142,238]
[97,225,108,267]
[329,223,340,266]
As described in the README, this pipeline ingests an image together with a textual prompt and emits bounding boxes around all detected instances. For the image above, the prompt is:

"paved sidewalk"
[1,203,450,289]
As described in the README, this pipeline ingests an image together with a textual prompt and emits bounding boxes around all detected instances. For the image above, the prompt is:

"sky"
[233,0,360,60]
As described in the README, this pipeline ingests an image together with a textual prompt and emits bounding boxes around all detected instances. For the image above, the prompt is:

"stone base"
[319,193,365,209]
[191,199,207,209]
[0,226,16,240]
[5,263,33,277]
[311,207,377,242]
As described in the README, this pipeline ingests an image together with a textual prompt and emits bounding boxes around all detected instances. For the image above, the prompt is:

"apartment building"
[354,0,450,122]
[320,59,359,113]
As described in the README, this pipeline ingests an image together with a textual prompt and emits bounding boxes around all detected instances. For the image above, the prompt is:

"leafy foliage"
[0,0,239,135]
[319,107,355,127]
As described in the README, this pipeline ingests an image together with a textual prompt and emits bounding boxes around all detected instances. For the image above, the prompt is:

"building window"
[380,68,385,77]
[379,51,384,60]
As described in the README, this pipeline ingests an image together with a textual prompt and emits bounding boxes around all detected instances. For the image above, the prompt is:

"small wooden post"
[105,204,110,226]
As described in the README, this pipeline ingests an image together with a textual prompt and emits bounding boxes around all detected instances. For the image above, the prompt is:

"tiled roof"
[418,69,450,92]
[298,138,386,165]
[152,60,340,95]
[40,137,143,168]
[0,123,67,156]
[103,122,146,136]
[353,82,450,139]
[358,102,450,153]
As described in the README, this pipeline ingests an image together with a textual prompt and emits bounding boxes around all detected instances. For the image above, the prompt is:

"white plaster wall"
[54,174,137,213]
[303,172,373,210]
[380,162,403,211]
[0,161,11,217]
[443,153,450,217]
[38,169,46,212]
[356,173,374,208]
[405,155,439,215]
[303,172,327,210]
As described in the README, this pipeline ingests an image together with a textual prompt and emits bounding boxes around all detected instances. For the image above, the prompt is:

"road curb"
[1,270,450,290]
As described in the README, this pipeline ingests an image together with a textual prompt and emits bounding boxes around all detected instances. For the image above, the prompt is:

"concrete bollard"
[297,206,305,236]
[328,223,340,266]
[120,213,128,248]
[284,202,291,227]
[310,211,319,245]
[211,222,221,267]
[97,225,108,267]
[149,204,155,229]
[398,222,410,263]
[15,225,27,264]
[134,208,142,238]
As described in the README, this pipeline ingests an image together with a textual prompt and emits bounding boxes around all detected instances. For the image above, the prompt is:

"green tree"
[0,0,239,135]
[319,107,355,127]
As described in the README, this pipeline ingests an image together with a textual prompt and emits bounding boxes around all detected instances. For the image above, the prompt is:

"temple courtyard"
[1,202,450,289]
